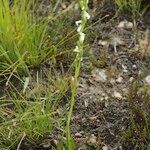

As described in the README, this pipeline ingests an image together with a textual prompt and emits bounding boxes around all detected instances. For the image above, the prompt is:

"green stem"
[66,0,89,149]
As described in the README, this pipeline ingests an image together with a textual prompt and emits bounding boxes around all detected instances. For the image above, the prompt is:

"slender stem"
[66,0,90,149]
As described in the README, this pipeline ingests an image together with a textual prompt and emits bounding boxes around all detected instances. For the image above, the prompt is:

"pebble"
[102,146,109,150]
[116,76,123,83]
[129,77,134,82]
[132,64,137,69]
[145,75,150,89]
[98,40,108,46]
[117,20,133,29]
[113,91,122,99]
[87,134,97,145]
[75,132,82,138]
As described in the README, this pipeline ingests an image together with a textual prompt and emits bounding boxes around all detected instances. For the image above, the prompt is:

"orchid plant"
[66,0,90,149]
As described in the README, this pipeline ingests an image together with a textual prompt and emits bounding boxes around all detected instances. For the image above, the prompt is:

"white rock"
[118,20,133,29]
[104,96,109,100]
[98,40,108,46]
[100,97,104,101]
[116,76,123,83]
[129,77,134,82]
[102,146,109,150]
[145,75,150,90]
[113,91,122,99]
[84,100,89,107]
[132,64,137,69]
[123,69,128,73]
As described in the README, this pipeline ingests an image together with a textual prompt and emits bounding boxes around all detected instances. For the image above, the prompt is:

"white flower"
[74,46,80,53]
[79,32,85,42]
[75,20,82,26]
[77,25,82,33]
[83,11,90,20]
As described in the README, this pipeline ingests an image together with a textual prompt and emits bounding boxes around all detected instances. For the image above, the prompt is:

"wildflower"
[77,25,82,33]
[75,20,82,26]
[83,11,90,20]
[79,32,85,43]
[74,46,80,53]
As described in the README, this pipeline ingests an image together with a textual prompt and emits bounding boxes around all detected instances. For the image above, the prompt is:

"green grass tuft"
[0,0,50,76]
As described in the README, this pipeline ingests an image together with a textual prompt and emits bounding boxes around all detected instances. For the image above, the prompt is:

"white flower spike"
[75,20,82,26]
[79,32,85,43]
[83,11,90,20]
[74,46,80,53]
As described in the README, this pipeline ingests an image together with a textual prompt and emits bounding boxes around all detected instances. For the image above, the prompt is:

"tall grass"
[115,0,148,16]
[123,81,150,149]
[0,0,49,76]
[0,69,70,149]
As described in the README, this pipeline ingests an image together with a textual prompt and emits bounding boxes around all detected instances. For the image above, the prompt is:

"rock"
[145,75,150,90]
[75,132,82,138]
[87,134,97,145]
[113,91,122,99]
[129,77,134,82]
[132,64,137,69]
[118,20,133,29]
[102,146,109,150]
[116,76,123,83]
[98,40,108,46]
[104,96,109,100]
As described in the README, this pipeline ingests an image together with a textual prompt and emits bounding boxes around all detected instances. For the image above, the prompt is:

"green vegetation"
[0,0,75,149]
[115,0,148,16]
[0,0,51,76]
[0,0,150,149]
[123,81,150,149]
[0,68,70,149]
[66,1,90,149]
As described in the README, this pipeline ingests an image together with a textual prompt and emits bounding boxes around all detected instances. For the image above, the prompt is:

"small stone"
[104,96,108,100]
[100,97,104,101]
[132,64,137,70]
[87,134,97,145]
[145,75,150,89]
[123,69,128,73]
[75,132,82,138]
[116,76,123,83]
[113,91,122,99]
[98,40,108,46]
[118,20,133,29]
[102,146,109,150]
[61,3,67,9]
[84,100,88,107]
[132,64,137,69]
[129,77,134,82]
